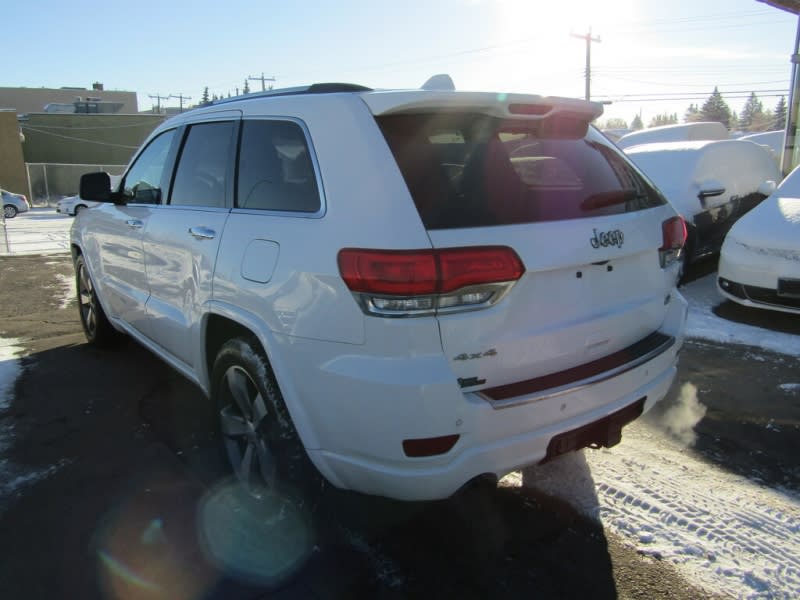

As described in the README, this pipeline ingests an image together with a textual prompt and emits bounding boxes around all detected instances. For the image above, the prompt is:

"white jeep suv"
[72,82,687,501]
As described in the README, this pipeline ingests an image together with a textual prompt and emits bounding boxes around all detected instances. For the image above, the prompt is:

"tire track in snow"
[585,424,800,599]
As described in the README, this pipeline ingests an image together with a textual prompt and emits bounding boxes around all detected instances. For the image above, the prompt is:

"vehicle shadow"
[0,340,621,599]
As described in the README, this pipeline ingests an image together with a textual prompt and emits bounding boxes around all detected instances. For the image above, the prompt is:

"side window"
[122,130,176,204]
[236,120,321,212]
[170,121,236,208]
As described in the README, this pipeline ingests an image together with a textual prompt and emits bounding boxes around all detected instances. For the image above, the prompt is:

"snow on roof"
[739,130,784,165]
[616,121,729,149]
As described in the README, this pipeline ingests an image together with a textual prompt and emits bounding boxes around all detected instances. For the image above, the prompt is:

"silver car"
[1,188,30,219]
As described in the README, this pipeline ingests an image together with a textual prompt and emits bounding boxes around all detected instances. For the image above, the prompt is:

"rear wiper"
[581,189,638,210]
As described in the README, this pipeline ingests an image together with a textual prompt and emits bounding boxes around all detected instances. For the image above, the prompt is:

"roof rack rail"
[212,83,372,106]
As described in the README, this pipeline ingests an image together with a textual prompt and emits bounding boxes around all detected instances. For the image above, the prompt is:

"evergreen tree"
[649,113,679,128]
[774,96,787,130]
[603,117,628,129]
[201,86,210,106]
[243,79,251,94]
[731,110,738,130]
[700,87,731,128]
[630,114,644,130]
[684,103,702,123]
[739,92,764,131]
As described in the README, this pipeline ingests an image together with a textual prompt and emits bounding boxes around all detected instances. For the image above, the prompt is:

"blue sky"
[6,0,799,125]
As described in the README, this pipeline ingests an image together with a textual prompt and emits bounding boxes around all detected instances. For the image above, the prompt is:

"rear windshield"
[377,113,665,229]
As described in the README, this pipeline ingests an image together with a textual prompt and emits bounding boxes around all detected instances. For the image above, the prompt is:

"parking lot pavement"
[0,208,72,256]
[2,253,797,599]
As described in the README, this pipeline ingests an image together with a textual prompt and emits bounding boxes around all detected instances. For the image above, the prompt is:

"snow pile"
[616,122,729,149]
[519,414,800,598]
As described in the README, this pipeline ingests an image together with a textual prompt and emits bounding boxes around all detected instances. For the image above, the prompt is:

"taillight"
[659,216,687,268]
[338,246,524,317]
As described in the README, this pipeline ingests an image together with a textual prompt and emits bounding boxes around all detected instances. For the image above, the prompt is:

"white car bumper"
[718,238,800,315]
[290,292,688,501]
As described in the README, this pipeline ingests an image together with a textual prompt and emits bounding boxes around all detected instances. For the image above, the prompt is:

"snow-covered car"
[625,139,780,272]
[56,195,101,216]
[1,188,30,219]
[72,81,688,502]
[739,130,784,168]
[718,165,800,314]
[616,121,729,150]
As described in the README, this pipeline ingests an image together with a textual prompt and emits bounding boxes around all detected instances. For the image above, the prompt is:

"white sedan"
[718,165,800,315]
[56,195,101,216]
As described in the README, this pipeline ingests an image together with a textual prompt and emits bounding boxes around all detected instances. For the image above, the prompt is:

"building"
[0,83,137,115]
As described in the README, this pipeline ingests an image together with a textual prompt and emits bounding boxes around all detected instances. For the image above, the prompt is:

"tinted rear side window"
[377,113,665,229]
[236,120,321,213]
[170,121,236,208]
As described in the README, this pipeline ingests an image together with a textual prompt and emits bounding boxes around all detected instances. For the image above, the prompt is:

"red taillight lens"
[661,216,687,251]
[338,247,524,296]
[338,246,525,316]
[438,247,524,293]
[338,250,438,295]
[659,216,687,268]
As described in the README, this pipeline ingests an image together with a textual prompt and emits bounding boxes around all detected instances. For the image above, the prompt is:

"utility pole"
[169,93,192,113]
[248,73,276,92]
[148,93,170,114]
[571,28,601,101]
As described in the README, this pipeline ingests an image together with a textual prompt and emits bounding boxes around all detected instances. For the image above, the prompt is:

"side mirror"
[79,172,112,202]
[757,180,777,196]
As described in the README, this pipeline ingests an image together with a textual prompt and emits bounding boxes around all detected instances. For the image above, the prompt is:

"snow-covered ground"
[0,209,72,256]
[2,210,799,596]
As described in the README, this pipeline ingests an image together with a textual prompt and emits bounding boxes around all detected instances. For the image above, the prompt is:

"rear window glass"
[377,113,665,229]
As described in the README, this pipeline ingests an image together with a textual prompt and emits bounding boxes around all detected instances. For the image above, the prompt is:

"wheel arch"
[203,309,322,452]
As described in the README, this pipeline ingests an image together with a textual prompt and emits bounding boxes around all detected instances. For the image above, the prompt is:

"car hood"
[727,195,800,253]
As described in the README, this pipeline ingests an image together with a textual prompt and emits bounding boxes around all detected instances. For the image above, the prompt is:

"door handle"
[126,219,144,229]
[189,226,216,240]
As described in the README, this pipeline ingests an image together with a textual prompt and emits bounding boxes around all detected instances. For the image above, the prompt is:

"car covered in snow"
[2,188,30,219]
[616,121,729,150]
[739,130,784,168]
[718,164,800,314]
[72,81,688,502]
[624,139,780,272]
[56,195,101,216]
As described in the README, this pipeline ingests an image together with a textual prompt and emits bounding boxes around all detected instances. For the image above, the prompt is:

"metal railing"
[25,162,126,206]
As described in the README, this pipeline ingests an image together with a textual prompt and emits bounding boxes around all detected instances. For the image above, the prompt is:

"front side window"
[378,113,665,229]
[236,120,321,213]
[170,121,236,208]
[122,129,176,204]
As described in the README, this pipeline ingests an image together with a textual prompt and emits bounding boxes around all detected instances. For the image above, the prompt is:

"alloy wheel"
[219,366,277,497]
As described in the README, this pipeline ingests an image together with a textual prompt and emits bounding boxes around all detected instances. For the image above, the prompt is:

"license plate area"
[778,278,800,299]
[540,397,645,463]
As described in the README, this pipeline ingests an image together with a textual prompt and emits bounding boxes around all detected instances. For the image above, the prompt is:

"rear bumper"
[301,292,687,501]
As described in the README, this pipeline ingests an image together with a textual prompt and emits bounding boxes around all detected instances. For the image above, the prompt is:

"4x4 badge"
[590,228,624,249]
[454,349,497,361]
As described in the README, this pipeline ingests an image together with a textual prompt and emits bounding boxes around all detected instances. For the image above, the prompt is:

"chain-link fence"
[25,163,126,206]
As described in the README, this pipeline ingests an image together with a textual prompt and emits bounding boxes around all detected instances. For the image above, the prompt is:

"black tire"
[75,254,122,346]
[3,204,17,219]
[211,337,323,505]
[74,204,85,215]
